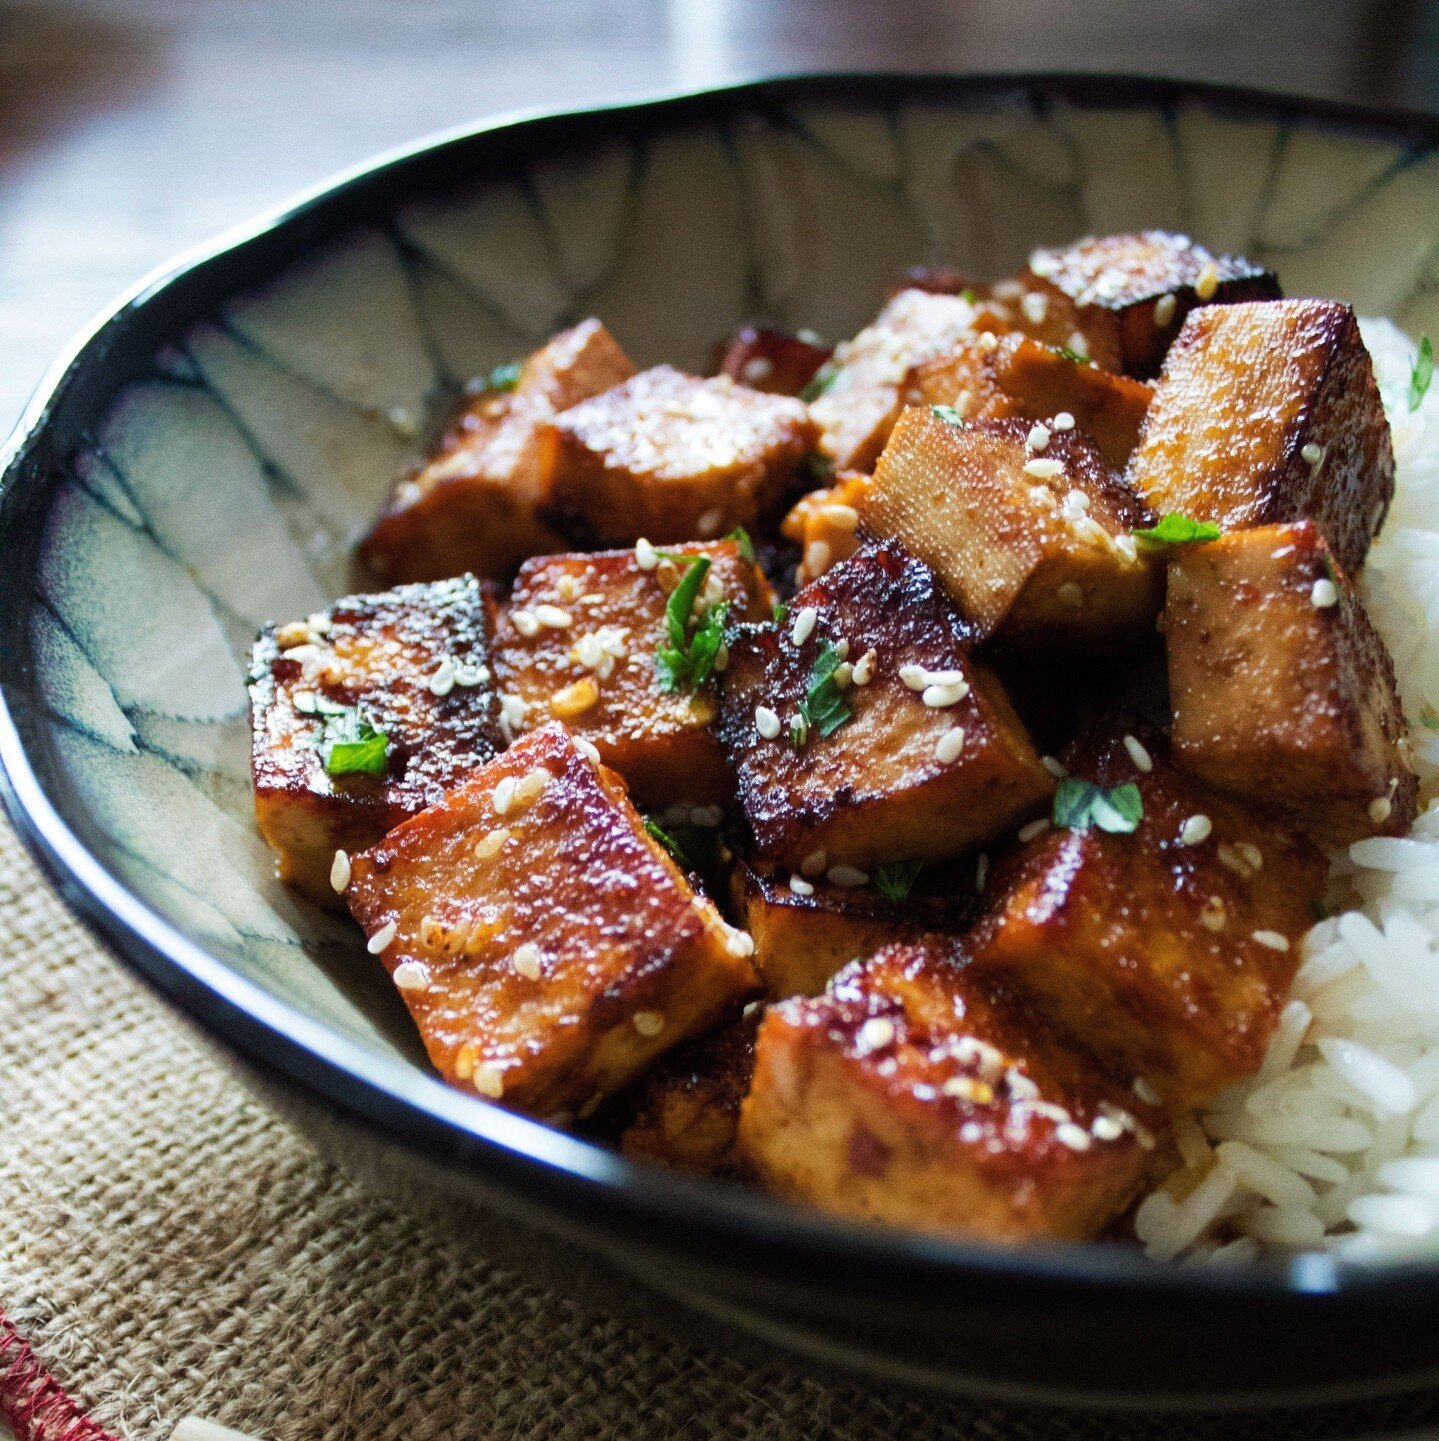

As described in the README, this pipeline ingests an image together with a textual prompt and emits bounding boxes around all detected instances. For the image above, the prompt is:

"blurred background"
[1,0,1437,431]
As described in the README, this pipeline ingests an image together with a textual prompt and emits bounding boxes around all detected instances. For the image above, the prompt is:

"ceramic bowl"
[7,73,1439,1410]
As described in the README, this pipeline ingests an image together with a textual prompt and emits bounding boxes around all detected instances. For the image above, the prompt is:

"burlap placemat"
[6,815,1439,1441]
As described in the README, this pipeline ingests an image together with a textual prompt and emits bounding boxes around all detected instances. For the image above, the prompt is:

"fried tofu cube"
[717,542,1053,870]
[906,333,1154,470]
[249,576,501,907]
[619,1011,760,1177]
[360,319,636,583]
[545,366,816,546]
[779,470,871,584]
[863,411,1161,646]
[1166,520,1417,847]
[718,325,833,396]
[737,942,1160,1242]
[973,274,1125,372]
[808,289,982,471]
[1125,300,1394,574]
[343,724,761,1116]
[493,540,770,806]
[1028,231,1281,377]
[966,725,1327,1109]
[730,857,979,998]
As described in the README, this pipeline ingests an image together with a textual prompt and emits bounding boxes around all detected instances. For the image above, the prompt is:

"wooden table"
[0,0,1433,429]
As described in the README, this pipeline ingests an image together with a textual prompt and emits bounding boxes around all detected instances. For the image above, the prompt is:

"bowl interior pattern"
[15,84,1439,1111]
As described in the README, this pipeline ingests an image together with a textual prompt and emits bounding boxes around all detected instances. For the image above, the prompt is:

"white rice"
[1141,318,1439,1263]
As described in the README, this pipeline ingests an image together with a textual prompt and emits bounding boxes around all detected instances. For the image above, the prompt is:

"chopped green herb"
[1052,778,1144,835]
[929,404,966,427]
[1132,513,1223,549]
[789,713,809,749]
[320,707,389,777]
[1420,706,1439,730]
[873,859,923,901]
[655,557,729,692]
[726,526,757,564]
[483,360,522,394]
[796,640,853,741]
[773,601,789,626]
[1411,335,1434,411]
[803,452,834,483]
[644,818,722,872]
[800,361,838,402]
[1057,345,1093,366]
[960,287,978,305]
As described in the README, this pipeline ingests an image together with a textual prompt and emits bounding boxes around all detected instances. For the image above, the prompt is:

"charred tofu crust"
[966,725,1327,1109]
[360,319,636,583]
[717,542,1053,869]
[1125,300,1395,574]
[863,410,1161,646]
[249,576,502,905]
[738,942,1160,1242]
[344,724,760,1116]
[619,1011,761,1176]
[718,325,832,396]
[1028,231,1280,377]
[1167,520,1417,847]
[544,365,817,546]
[493,540,771,805]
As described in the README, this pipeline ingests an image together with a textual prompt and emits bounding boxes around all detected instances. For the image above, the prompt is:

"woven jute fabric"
[6,817,1439,1441]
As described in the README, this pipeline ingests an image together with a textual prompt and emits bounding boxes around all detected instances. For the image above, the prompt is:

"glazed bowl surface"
[7,72,1439,1409]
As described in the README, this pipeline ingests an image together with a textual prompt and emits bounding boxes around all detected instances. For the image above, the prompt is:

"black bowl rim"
[6,68,1439,1315]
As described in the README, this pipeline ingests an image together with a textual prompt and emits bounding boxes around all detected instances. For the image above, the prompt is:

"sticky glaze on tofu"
[619,1011,760,1177]
[966,724,1327,1109]
[863,411,1161,647]
[906,333,1154,470]
[717,542,1053,870]
[718,325,832,396]
[544,366,817,546]
[343,724,760,1116]
[729,857,980,999]
[737,941,1161,1243]
[1027,231,1280,377]
[779,470,871,585]
[493,540,771,805]
[249,576,501,907]
[1166,520,1417,847]
[1125,300,1394,574]
[360,319,636,583]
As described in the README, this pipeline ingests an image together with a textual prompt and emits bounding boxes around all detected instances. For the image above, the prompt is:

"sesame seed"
[514,768,551,805]
[900,664,965,692]
[1122,734,1154,773]
[392,960,429,991]
[942,1075,994,1104]
[1194,261,1220,301]
[1091,1114,1125,1142]
[329,849,351,893]
[791,606,818,646]
[576,1091,603,1119]
[475,828,511,859]
[935,726,966,763]
[275,620,314,649]
[1020,291,1050,325]
[474,1064,506,1099]
[511,943,543,980]
[1114,534,1139,562]
[819,503,860,531]
[1310,578,1339,608]
[833,661,854,689]
[978,330,999,351]
[789,875,815,896]
[1005,1068,1039,1101]
[1237,842,1263,871]
[1252,930,1291,952]
[1133,1077,1161,1106]
[1065,332,1089,359]
[1301,441,1326,467]
[975,853,990,891]
[1153,292,1178,327]
[1041,755,1066,779]
[492,777,517,815]
[1022,457,1063,480]
[1056,1122,1093,1151]
[858,1016,896,1050]
[367,920,397,955]
[922,680,970,708]
[428,658,457,696]
[534,604,572,629]
[1179,814,1212,845]
[1052,411,1076,431]
[1369,795,1394,824]
[633,1010,666,1037]
[725,929,756,958]
[1026,422,1051,453]
[741,356,774,384]
[1199,895,1227,931]
[851,648,877,685]
[950,389,972,417]
[804,540,832,576]
[1018,817,1050,844]
[754,705,782,739]
[1056,582,1084,608]
[635,538,659,571]
[512,609,540,638]
[827,864,869,888]
[550,677,599,717]
[574,735,601,764]
[292,690,319,715]
[697,508,724,537]
[714,642,729,672]
[454,662,490,687]
[801,849,828,878]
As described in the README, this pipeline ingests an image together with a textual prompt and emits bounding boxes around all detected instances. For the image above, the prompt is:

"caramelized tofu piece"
[966,725,1327,1109]
[620,1011,760,1177]
[808,289,981,471]
[738,942,1159,1243]
[730,857,978,998]
[717,542,1052,870]
[718,325,832,396]
[545,366,816,546]
[906,333,1154,470]
[1167,521,1417,847]
[360,319,636,583]
[975,275,1124,372]
[1125,300,1394,574]
[863,410,1161,647]
[249,577,501,906]
[344,724,760,1116]
[1028,231,1280,378]
[493,540,770,805]
[779,470,871,584]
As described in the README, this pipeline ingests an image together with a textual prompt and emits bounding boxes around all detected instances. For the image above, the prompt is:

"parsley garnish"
[960,287,978,304]
[320,707,389,777]
[794,640,853,742]
[800,362,838,402]
[873,859,923,901]
[1411,336,1434,411]
[483,360,522,393]
[1132,513,1223,549]
[655,556,729,692]
[644,818,722,872]
[773,602,789,626]
[929,404,966,427]
[1057,345,1093,366]
[1052,778,1143,834]
[726,526,757,564]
